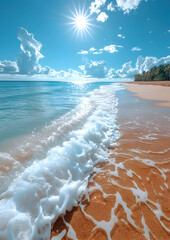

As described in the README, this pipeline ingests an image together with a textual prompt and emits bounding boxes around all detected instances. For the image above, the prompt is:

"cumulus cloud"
[115,55,170,78]
[149,55,170,69]
[17,27,45,74]
[0,61,18,74]
[118,34,125,39]
[131,47,142,51]
[136,55,170,73]
[0,27,53,76]
[41,66,56,75]
[77,44,123,55]
[107,68,116,78]
[80,54,170,79]
[93,51,103,54]
[107,2,115,11]
[89,47,96,52]
[97,12,109,22]
[55,69,82,79]
[116,0,143,13]
[63,55,170,79]
[89,0,148,23]
[77,50,88,55]
[84,61,108,78]
[102,44,123,53]
[79,65,85,71]
[90,0,107,14]
[89,0,109,22]
[137,56,157,73]
[116,61,137,77]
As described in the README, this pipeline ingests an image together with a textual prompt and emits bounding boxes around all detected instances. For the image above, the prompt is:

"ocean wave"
[0,84,124,240]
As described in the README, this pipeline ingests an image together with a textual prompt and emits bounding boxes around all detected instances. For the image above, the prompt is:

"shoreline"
[123,81,170,108]
[50,86,170,239]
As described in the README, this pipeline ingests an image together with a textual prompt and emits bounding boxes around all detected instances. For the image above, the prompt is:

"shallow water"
[0,81,116,144]
[0,81,124,239]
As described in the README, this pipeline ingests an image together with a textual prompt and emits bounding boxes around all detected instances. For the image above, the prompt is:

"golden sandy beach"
[124,81,170,107]
[51,82,170,240]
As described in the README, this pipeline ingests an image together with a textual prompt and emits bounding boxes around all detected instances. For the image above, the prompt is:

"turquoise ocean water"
[0,81,115,144]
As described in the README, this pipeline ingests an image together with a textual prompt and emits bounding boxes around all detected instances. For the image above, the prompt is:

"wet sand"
[124,81,170,107]
[51,86,170,240]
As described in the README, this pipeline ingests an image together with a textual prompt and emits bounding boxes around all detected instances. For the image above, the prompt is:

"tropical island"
[134,64,170,81]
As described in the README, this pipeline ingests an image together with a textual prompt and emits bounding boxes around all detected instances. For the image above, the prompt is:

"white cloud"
[97,12,109,22]
[131,47,142,51]
[118,34,125,39]
[168,30,170,33]
[168,47,170,49]
[115,55,170,78]
[0,27,53,75]
[79,65,85,71]
[37,68,83,81]
[102,44,123,53]
[89,47,96,52]
[1,54,169,81]
[78,44,122,55]
[90,0,107,14]
[103,45,118,53]
[107,2,115,11]
[136,55,170,74]
[116,0,142,13]
[41,66,56,75]
[17,27,45,74]
[135,55,144,70]
[84,60,108,78]
[93,51,103,54]
[90,0,148,23]
[0,60,18,74]
[137,56,157,73]
[116,61,137,77]
[107,68,116,78]
[45,55,170,80]
[59,69,82,79]
[154,55,170,67]
[77,50,88,55]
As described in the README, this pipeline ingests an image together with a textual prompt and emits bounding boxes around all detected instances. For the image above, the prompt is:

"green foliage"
[134,64,170,81]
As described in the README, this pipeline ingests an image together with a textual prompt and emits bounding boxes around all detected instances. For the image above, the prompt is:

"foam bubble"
[0,84,124,240]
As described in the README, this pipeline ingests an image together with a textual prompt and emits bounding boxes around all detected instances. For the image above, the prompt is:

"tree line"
[134,64,170,81]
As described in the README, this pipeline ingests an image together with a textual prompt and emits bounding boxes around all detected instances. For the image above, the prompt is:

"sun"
[68,6,93,37]
[75,15,87,30]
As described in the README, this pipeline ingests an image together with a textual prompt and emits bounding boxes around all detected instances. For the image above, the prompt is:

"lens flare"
[75,15,87,30]
[68,6,93,37]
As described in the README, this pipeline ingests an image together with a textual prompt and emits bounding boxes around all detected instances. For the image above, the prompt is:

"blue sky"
[0,0,170,80]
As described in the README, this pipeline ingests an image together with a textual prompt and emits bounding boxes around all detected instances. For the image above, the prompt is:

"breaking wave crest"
[0,84,123,240]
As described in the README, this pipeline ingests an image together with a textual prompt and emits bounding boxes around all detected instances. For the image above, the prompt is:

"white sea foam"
[0,84,123,240]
